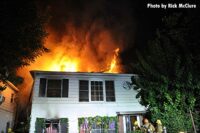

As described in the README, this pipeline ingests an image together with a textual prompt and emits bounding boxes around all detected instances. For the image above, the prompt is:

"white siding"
[0,83,17,132]
[29,72,145,133]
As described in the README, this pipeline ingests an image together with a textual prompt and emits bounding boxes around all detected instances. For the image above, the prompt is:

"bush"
[151,102,192,133]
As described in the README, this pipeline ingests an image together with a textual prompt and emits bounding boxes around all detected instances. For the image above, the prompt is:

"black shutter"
[39,78,46,97]
[79,80,89,102]
[105,81,115,101]
[62,79,69,97]
[35,118,45,133]
[60,123,68,133]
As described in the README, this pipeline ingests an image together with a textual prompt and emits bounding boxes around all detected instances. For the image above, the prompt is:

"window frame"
[46,79,62,97]
[79,79,116,102]
[90,81,104,102]
[38,78,69,98]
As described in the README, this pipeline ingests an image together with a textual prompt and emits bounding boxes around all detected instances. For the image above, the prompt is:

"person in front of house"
[133,121,141,131]
[141,118,155,133]
[155,119,163,133]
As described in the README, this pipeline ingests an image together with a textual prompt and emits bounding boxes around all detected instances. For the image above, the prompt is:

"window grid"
[78,80,116,102]
[91,81,103,101]
[47,79,61,97]
[39,78,68,98]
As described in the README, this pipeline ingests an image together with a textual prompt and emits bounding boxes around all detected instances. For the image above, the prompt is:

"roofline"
[30,70,136,78]
[116,111,146,115]
[5,81,19,92]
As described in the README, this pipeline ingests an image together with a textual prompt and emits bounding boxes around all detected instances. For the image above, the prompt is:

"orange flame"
[24,27,122,73]
[17,25,123,106]
[107,48,120,73]
[51,58,78,72]
[47,48,120,73]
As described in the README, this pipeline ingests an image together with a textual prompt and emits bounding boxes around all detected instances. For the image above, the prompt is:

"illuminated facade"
[0,81,18,133]
[29,71,145,133]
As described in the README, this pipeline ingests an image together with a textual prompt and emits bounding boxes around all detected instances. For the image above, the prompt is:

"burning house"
[18,24,147,132]
[29,70,145,133]
[15,2,146,132]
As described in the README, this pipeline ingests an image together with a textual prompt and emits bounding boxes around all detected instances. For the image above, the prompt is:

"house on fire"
[29,71,145,133]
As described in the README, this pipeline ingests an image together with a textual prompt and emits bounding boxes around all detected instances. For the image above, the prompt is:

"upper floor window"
[79,80,115,102]
[91,81,103,101]
[39,78,68,98]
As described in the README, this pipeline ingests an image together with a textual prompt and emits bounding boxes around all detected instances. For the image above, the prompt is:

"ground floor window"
[78,116,117,133]
[45,119,59,133]
[35,118,68,133]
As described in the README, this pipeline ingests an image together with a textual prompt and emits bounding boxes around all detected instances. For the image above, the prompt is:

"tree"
[0,0,48,85]
[132,12,200,133]
[0,1,49,132]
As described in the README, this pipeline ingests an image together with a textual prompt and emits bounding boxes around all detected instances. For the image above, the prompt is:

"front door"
[125,115,137,132]
[119,114,143,133]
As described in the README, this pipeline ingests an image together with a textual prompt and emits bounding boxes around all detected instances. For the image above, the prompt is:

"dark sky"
[38,0,164,41]
[37,0,199,71]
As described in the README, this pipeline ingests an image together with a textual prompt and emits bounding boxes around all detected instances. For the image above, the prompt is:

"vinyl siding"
[29,72,145,133]
[0,83,17,132]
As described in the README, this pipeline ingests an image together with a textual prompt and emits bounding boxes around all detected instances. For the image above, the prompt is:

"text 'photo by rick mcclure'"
[146,2,197,9]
